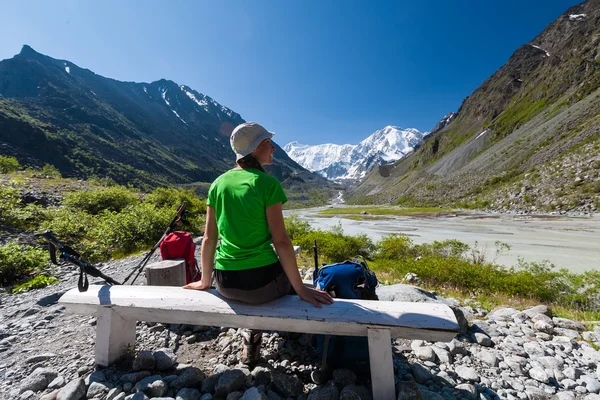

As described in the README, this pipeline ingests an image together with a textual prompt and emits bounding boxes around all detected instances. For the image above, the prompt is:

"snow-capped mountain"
[284,126,426,182]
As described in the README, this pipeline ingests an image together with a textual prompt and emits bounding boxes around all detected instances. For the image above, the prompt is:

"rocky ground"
[2,246,600,400]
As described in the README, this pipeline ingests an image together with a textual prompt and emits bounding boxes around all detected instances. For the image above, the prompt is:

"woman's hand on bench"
[297,286,334,308]
[183,278,212,291]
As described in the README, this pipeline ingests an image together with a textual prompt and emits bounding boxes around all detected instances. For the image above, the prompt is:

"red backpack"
[159,231,201,283]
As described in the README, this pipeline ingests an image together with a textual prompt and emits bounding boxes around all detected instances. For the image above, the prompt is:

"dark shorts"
[215,261,293,304]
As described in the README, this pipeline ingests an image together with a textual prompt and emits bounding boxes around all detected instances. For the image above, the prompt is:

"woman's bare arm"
[183,205,217,290]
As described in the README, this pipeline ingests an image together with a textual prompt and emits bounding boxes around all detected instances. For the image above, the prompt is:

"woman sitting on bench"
[184,122,333,364]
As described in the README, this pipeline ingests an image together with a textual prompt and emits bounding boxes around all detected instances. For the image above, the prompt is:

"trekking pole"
[312,239,319,282]
[39,231,121,292]
[123,201,188,285]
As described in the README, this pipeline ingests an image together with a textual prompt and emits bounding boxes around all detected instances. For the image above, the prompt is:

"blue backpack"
[313,256,379,376]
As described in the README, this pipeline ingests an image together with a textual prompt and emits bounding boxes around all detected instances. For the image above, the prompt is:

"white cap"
[230,122,275,161]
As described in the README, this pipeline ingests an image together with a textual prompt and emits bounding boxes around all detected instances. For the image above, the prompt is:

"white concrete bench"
[59,285,459,399]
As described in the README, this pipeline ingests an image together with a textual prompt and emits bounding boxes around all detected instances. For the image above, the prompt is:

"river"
[284,207,600,274]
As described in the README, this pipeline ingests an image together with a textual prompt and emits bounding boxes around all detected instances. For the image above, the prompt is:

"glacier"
[284,126,426,182]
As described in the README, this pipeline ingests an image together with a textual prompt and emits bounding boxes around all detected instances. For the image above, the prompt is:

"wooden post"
[368,328,395,400]
[146,259,186,286]
[95,307,136,367]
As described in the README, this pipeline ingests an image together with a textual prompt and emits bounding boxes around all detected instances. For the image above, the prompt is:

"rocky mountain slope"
[2,255,600,400]
[284,126,425,183]
[0,46,332,196]
[348,1,600,214]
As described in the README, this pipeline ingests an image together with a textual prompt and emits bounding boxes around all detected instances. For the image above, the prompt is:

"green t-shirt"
[207,168,288,271]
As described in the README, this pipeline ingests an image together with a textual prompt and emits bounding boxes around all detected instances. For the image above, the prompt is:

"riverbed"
[284,208,600,274]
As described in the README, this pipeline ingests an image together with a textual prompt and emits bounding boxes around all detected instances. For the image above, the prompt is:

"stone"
[454,383,477,400]
[529,367,549,384]
[523,342,546,358]
[226,392,244,400]
[19,367,59,393]
[524,386,551,400]
[415,346,437,362]
[477,350,499,367]
[215,370,246,397]
[410,363,432,384]
[333,368,356,386]
[396,380,422,400]
[487,307,520,321]
[251,366,271,385]
[581,375,600,394]
[455,366,479,382]
[134,375,165,395]
[48,376,65,390]
[561,379,578,390]
[553,318,585,331]
[120,371,151,384]
[420,389,444,399]
[56,378,86,400]
[307,382,340,400]
[554,328,581,339]
[523,306,551,318]
[107,387,124,400]
[271,372,304,398]
[133,350,156,371]
[473,333,492,347]
[24,353,57,364]
[431,346,452,364]
[534,320,554,334]
[87,381,113,398]
[240,387,269,400]
[172,367,206,389]
[339,384,371,400]
[201,373,222,394]
[40,390,60,400]
[155,348,178,371]
[564,367,583,380]
[538,356,563,371]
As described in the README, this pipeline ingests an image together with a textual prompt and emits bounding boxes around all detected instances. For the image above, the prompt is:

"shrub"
[284,214,313,241]
[144,187,206,233]
[0,186,21,225]
[92,203,173,258]
[375,234,416,259]
[64,186,139,214]
[40,164,62,179]
[295,227,375,263]
[0,155,21,173]
[0,242,48,285]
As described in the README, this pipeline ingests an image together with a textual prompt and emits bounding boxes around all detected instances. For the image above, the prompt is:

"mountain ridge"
[348,0,600,214]
[0,45,334,200]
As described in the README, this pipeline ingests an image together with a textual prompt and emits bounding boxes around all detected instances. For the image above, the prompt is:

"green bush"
[93,203,173,258]
[11,275,59,293]
[40,164,62,179]
[0,155,21,173]
[294,224,375,262]
[375,234,416,259]
[0,242,48,286]
[144,187,206,233]
[64,186,139,214]
[0,186,21,225]
[284,214,313,241]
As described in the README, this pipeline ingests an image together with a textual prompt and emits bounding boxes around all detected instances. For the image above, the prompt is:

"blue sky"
[0,0,582,146]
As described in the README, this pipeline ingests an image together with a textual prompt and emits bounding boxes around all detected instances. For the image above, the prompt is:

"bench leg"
[95,307,136,367]
[368,328,395,400]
